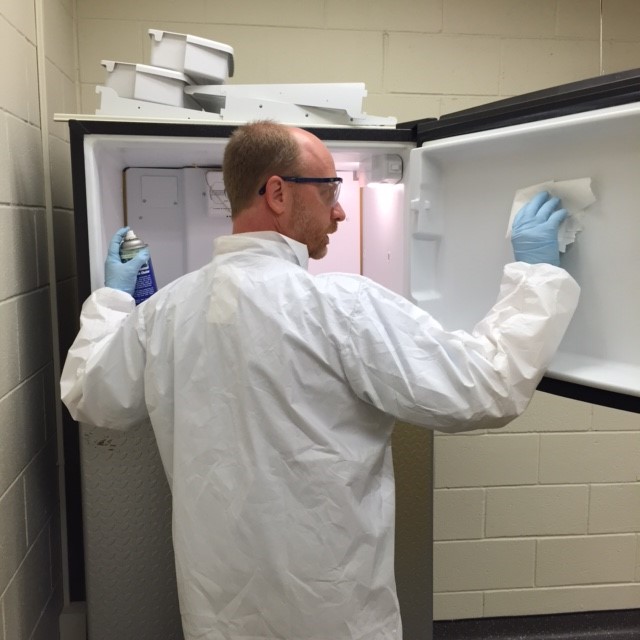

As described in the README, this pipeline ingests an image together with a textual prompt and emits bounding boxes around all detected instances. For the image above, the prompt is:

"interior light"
[361,154,403,185]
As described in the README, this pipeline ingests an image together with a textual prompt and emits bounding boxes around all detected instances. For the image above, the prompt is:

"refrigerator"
[64,68,640,640]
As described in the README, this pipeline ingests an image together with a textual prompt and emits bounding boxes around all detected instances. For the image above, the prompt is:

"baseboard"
[433,608,640,640]
[59,602,87,640]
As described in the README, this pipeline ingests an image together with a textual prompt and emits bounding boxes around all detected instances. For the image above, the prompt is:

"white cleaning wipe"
[506,178,596,251]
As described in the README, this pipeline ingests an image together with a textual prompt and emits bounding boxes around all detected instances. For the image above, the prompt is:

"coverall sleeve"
[341,262,580,432]
[60,287,148,430]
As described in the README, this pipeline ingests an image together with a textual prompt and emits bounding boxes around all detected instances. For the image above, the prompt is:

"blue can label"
[132,257,158,305]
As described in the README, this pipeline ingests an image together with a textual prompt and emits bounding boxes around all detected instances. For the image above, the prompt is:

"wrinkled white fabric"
[61,231,579,640]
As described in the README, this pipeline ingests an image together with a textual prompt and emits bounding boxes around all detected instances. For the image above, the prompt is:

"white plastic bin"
[148,29,234,85]
[101,60,199,109]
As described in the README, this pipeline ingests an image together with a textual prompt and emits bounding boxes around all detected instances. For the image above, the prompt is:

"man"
[61,121,579,640]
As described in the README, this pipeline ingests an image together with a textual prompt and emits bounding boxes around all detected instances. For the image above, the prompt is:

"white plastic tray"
[101,60,200,109]
[185,82,368,115]
[148,29,234,85]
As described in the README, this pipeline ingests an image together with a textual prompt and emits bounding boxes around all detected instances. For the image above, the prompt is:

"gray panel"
[393,423,434,640]
[80,421,183,640]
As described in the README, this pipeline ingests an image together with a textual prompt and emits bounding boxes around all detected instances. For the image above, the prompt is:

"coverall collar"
[215,231,310,270]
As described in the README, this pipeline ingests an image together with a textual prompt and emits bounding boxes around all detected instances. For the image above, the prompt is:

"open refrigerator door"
[407,98,640,412]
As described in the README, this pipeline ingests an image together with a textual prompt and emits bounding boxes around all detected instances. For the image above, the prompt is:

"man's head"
[223,120,346,260]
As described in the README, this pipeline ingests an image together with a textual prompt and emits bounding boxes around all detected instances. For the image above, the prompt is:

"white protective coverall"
[61,231,579,640]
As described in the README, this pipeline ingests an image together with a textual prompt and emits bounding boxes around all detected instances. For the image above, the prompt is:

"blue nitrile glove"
[511,191,568,266]
[104,227,150,295]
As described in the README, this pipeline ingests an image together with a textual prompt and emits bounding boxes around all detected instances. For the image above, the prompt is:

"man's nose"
[332,202,346,221]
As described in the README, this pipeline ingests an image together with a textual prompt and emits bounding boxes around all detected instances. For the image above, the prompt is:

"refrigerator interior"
[84,134,413,293]
[408,102,640,400]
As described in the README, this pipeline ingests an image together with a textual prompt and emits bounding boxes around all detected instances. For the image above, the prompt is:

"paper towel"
[506,178,596,251]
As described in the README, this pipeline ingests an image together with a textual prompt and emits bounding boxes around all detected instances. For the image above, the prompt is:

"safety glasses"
[258,176,343,206]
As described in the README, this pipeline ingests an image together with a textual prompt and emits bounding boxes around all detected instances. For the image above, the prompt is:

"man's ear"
[263,175,286,216]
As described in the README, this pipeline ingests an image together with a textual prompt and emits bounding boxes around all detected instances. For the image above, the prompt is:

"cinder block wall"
[0,0,77,638]
[76,0,640,120]
[71,0,640,624]
[434,394,640,619]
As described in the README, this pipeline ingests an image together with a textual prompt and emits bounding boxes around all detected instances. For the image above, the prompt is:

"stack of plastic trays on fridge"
[96,30,235,121]
[96,29,396,127]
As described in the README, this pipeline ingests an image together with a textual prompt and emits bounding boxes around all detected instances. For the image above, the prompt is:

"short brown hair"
[222,121,302,216]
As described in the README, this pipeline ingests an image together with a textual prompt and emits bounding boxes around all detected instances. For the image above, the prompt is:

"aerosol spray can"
[119,229,158,305]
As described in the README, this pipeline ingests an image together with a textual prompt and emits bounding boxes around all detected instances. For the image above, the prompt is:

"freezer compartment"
[408,102,640,403]
[82,132,413,294]
[124,166,375,287]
